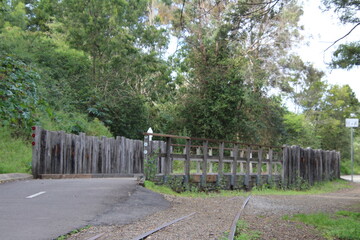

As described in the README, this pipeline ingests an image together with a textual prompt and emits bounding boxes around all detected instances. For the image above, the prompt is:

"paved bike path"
[0,178,169,240]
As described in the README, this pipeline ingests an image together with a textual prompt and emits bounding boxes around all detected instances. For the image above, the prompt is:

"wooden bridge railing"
[143,133,341,188]
[144,133,284,188]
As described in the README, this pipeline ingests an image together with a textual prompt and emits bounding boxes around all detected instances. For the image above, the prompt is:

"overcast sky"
[297,0,360,99]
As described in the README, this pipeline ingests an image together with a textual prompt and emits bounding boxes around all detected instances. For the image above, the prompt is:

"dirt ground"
[67,182,360,240]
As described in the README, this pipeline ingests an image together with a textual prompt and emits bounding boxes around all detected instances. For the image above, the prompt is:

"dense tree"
[53,0,174,138]
[1,0,358,158]
[167,0,303,144]
[282,112,320,148]
[316,85,359,158]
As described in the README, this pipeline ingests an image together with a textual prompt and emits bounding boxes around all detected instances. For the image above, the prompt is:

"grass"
[55,225,92,240]
[284,211,360,240]
[144,180,242,197]
[0,126,32,174]
[234,220,261,240]
[144,179,352,198]
[251,179,352,196]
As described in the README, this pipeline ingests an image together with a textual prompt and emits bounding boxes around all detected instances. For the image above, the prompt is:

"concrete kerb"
[0,173,33,184]
[340,175,360,183]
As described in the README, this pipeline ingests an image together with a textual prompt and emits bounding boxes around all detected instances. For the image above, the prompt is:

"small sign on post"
[345,118,358,182]
[346,118,359,128]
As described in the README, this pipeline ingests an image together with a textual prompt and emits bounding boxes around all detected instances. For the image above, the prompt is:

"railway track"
[128,195,252,240]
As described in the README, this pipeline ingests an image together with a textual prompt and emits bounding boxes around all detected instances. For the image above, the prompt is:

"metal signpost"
[345,118,358,182]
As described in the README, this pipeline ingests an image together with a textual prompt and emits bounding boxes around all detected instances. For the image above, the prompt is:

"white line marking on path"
[26,191,46,199]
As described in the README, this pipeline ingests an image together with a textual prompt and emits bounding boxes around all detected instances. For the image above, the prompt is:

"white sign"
[147,127,153,141]
[346,118,359,128]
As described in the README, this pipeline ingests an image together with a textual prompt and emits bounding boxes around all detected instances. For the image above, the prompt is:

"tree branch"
[324,22,360,52]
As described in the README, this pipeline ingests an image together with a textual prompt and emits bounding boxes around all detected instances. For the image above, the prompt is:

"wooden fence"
[143,133,341,188]
[31,128,341,188]
[32,127,144,178]
[283,146,340,186]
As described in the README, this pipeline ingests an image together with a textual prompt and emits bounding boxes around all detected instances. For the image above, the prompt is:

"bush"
[0,126,32,174]
[0,55,44,136]
[340,160,360,175]
[38,110,112,137]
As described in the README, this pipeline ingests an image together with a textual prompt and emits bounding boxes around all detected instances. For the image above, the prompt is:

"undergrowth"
[284,211,360,240]
[0,111,112,174]
[55,225,91,240]
[0,126,32,174]
[144,179,352,198]
[234,220,261,240]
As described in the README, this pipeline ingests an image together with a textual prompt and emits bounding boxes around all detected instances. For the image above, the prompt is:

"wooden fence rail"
[143,133,341,188]
[32,127,145,178]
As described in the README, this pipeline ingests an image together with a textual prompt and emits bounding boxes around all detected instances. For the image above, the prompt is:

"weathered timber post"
[196,147,201,173]
[217,142,224,185]
[32,126,41,178]
[337,152,341,179]
[92,136,99,174]
[282,145,288,187]
[314,149,320,182]
[257,147,263,185]
[184,139,191,184]
[309,148,314,185]
[79,133,86,173]
[164,137,172,181]
[325,150,330,181]
[59,131,65,174]
[296,146,301,181]
[331,150,337,180]
[231,144,238,188]
[249,152,253,173]
[268,148,273,183]
[244,145,251,188]
[201,140,208,187]
[44,130,52,174]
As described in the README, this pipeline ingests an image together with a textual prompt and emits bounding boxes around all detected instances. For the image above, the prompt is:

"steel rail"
[228,195,252,240]
[131,212,196,240]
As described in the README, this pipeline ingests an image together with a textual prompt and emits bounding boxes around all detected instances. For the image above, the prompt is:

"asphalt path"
[0,178,169,240]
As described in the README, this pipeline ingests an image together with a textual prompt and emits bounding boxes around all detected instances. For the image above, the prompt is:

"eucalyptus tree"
[317,85,359,156]
[322,0,360,69]
[168,0,304,144]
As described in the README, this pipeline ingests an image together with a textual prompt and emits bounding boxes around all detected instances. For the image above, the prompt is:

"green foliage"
[340,159,360,175]
[252,179,351,195]
[39,111,112,137]
[234,220,261,240]
[289,211,360,240]
[0,55,44,135]
[92,89,148,139]
[55,225,92,240]
[322,0,360,69]
[0,126,32,174]
[283,112,320,148]
[332,42,360,69]
[144,153,158,181]
[317,85,359,156]
[0,0,358,163]
[145,179,351,197]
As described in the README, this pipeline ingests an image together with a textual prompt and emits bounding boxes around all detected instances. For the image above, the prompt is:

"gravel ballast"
[67,183,360,240]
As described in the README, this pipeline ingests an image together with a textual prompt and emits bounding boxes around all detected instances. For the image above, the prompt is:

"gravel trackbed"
[68,183,360,240]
